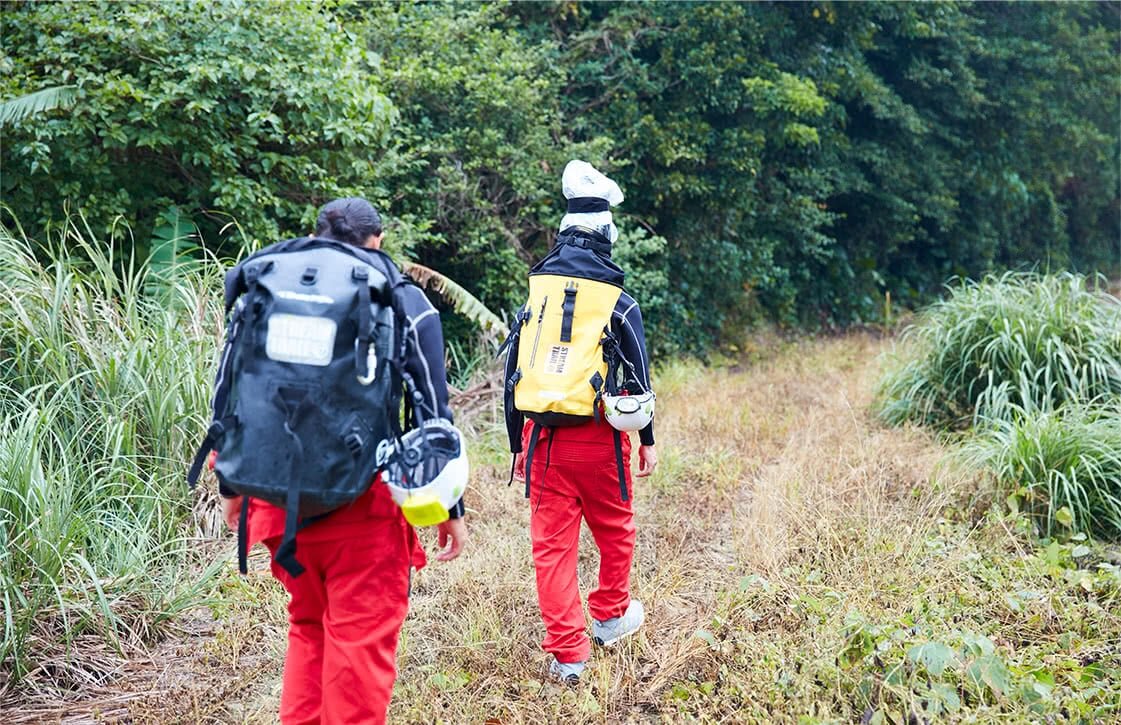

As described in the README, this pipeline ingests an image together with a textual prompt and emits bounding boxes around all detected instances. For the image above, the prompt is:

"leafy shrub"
[875,273,1121,430]
[0,219,221,684]
[1,1,394,252]
[963,402,1121,538]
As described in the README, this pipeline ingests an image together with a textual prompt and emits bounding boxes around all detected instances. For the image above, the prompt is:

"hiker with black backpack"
[501,161,658,684]
[188,197,468,724]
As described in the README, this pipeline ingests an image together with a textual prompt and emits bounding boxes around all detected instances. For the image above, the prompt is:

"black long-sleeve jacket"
[397,283,465,518]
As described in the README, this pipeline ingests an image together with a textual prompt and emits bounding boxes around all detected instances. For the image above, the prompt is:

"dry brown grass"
[0,333,1024,723]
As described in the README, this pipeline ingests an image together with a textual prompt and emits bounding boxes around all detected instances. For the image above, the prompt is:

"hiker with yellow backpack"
[501,160,657,683]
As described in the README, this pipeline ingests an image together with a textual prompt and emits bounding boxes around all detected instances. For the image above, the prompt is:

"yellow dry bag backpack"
[501,226,633,500]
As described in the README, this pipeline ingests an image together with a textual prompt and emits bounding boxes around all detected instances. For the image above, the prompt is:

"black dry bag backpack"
[187,237,408,577]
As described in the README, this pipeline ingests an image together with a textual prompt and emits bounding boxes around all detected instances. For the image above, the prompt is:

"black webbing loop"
[533,428,557,514]
[589,371,605,422]
[272,474,306,577]
[566,197,611,213]
[544,429,556,479]
[354,269,373,380]
[269,394,309,577]
[556,234,612,256]
[613,428,629,502]
[560,282,578,343]
[496,307,530,359]
[187,417,235,487]
[523,421,542,498]
[236,495,250,575]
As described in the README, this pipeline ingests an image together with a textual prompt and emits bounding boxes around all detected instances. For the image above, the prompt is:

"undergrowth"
[963,401,1121,538]
[876,272,1121,538]
[875,272,1121,431]
[0,219,224,690]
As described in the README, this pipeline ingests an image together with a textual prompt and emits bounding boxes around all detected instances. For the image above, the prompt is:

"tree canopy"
[3,1,1118,354]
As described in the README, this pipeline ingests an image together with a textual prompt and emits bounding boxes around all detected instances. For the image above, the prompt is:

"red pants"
[526,421,635,664]
[255,483,423,725]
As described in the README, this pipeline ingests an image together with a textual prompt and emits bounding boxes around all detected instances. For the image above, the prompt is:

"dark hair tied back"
[315,197,383,246]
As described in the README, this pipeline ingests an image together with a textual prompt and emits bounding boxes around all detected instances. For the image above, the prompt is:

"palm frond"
[0,85,78,127]
[401,261,509,337]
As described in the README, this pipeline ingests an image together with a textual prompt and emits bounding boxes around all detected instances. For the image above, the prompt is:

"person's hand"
[636,445,658,478]
[221,495,244,531]
[512,450,527,482]
[436,517,468,562]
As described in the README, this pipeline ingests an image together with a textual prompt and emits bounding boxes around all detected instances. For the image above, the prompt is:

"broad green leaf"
[907,641,956,677]
[401,261,508,337]
[931,683,961,712]
[967,655,1012,696]
[0,85,78,126]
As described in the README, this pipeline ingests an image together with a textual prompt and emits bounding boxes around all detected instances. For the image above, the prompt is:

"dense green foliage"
[876,273,1121,430]
[964,402,1121,537]
[3,1,1118,352]
[876,273,1121,537]
[0,221,223,681]
[1,0,394,256]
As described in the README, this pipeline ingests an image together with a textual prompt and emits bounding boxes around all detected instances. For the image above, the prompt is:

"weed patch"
[875,272,1121,431]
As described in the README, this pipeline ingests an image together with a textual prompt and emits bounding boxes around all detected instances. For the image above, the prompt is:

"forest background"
[3,0,1118,355]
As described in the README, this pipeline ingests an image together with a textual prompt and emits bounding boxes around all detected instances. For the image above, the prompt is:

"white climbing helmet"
[602,391,656,432]
[559,160,624,243]
[383,419,468,527]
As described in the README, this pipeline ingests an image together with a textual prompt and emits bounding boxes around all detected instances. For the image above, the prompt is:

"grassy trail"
[6,333,1118,723]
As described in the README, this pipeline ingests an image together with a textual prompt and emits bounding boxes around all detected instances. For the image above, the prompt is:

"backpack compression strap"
[523,421,542,498]
[237,494,250,575]
[186,416,237,488]
[353,266,374,380]
[556,231,612,256]
[612,428,630,503]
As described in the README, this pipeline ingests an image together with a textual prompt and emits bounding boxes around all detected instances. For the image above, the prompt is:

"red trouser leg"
[267,517,413,725]
[529,433,637,662]
[582,452,635,623]
[529,458,590,664]
[274,562,326,725]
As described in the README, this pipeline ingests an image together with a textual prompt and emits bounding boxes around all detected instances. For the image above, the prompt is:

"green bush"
[875,273,1121,431]
[963,402,1121,538]
[0,219,221,684]
[1,0,394,252]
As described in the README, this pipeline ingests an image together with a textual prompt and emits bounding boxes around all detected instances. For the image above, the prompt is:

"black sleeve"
[501,305,528,454]
[614,295,655,446]
[399,285,464,518]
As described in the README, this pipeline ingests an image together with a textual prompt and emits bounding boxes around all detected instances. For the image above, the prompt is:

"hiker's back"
[510,226,626,427]
[189,235,408,575]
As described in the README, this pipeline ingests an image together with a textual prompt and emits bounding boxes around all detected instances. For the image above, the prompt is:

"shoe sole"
[548,671,581,685]
[593,624,642,647]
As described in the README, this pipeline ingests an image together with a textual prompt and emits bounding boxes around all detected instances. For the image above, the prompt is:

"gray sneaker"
[548,658,586,685]
[592,599,645,646]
